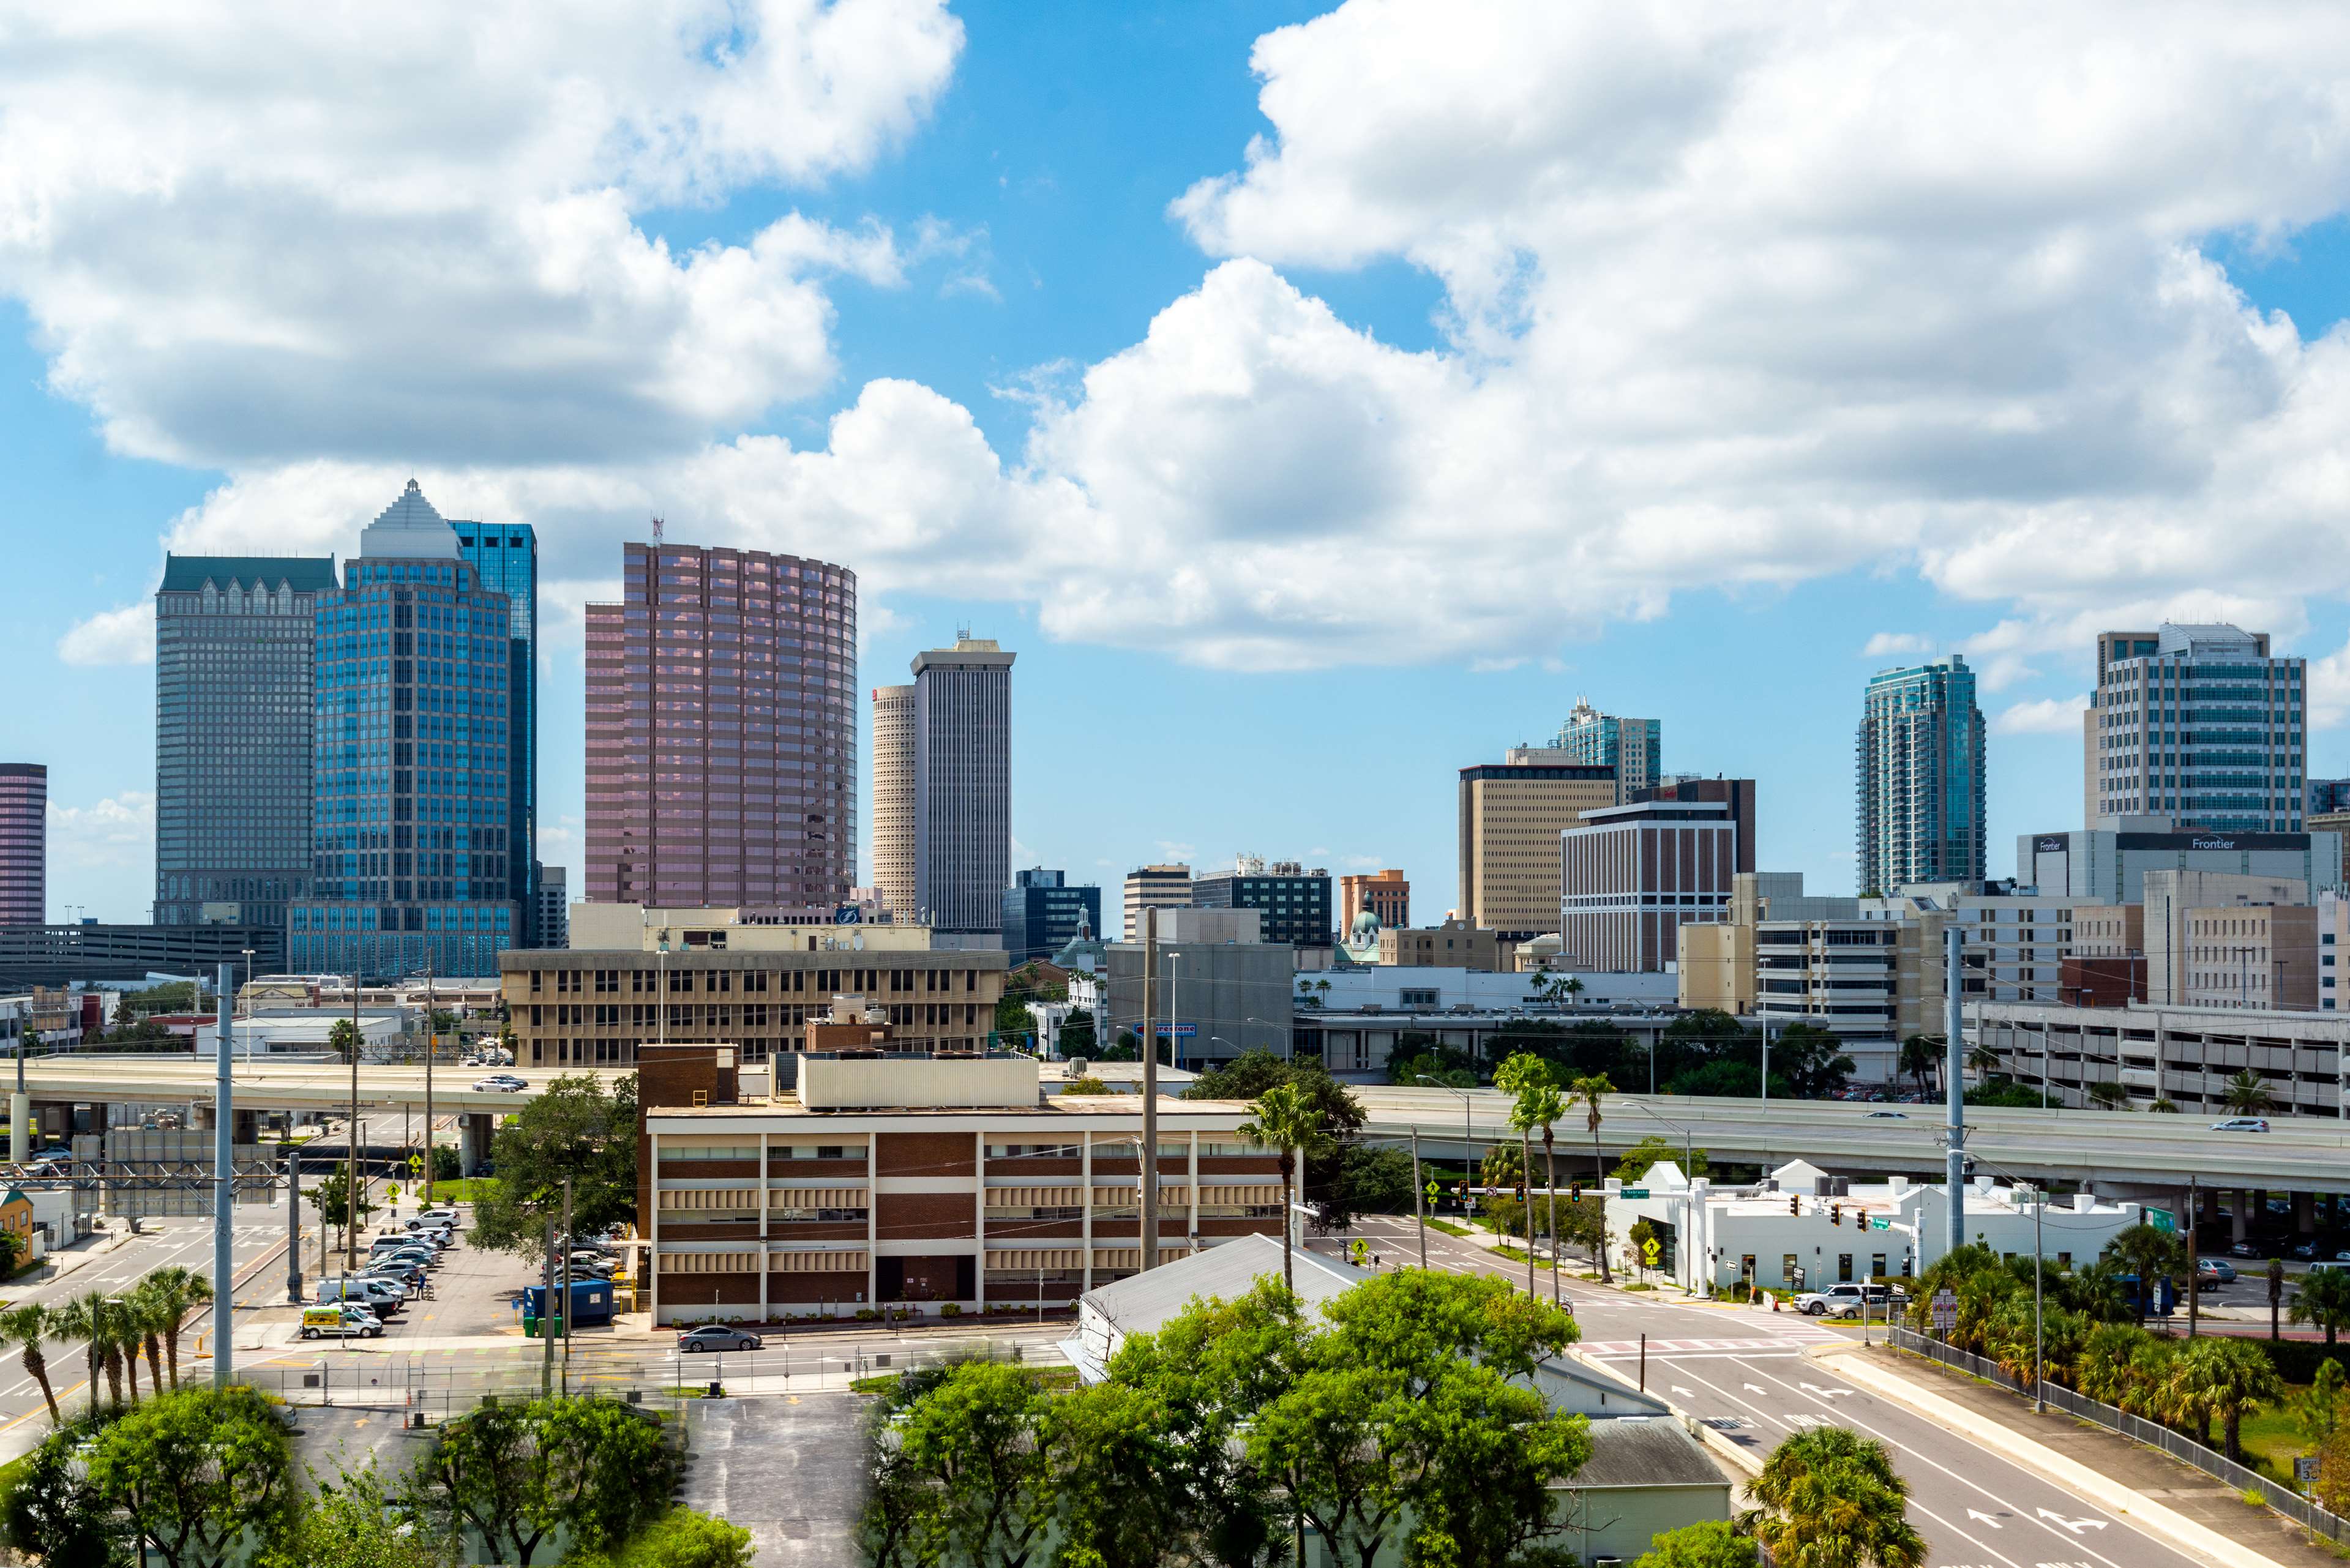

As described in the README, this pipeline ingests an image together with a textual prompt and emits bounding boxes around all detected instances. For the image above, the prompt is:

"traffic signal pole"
[1411,1128,1426,1269]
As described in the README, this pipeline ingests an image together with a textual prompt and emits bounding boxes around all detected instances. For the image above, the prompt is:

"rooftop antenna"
[651,515,665,546]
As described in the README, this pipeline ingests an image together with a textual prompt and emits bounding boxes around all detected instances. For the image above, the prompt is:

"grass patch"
[1618,1282,1657,1292]
[424,1178,495,1205]
[2234,1398,2312,1487]
[1424,1218,1472,1239]
[1490,1244,1529,1263]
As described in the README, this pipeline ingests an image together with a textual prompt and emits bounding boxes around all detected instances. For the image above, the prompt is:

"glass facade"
[1552,698,1661,794]
[1855,655,1986,895]
[0,764,43,927]
[451,520,539,939]
[1191,870,1333,952]
[1001,868,1101,963]
[288,483,519,979]
[2089,624,2305,832]
[584,540,857,911]
[154,557,337,930]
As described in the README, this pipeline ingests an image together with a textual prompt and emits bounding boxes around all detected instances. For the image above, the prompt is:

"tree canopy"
[470,1073,639,1259]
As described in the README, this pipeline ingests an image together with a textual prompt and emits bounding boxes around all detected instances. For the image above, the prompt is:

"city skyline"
[12,4,2350,930]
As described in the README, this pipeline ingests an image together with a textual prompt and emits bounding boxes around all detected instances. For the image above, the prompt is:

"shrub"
[941,1303,962,1318]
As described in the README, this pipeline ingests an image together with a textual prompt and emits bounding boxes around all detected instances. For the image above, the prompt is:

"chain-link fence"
[1888,1324,2348,1544]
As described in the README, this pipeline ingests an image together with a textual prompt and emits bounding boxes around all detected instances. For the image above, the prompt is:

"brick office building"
[498,944,1009,1069]
[635,1046,1282,1325]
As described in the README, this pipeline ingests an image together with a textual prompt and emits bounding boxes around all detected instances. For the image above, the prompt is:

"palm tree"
[1498,1054,1568,1301]
[125,1284,167,1393]
[0,1303,62,1424]
[139,1266,211,1388]
[1559,976,1584,1006]
[2184,1337,2283,1463]
[2075,1321,2143,1406]
[327,1017,362,1065]
[2223,1070,2277,1117]
[2101,1222,2184,1324]
[1898,1034,1941,1096]
[2291,1267,2350,1346]
[1965,1040,2000,1081]
[1749,1426,1925,1568]
[2084,1080,2131,1111]
[53,1290,122,1409]
[1569,1073,1614,1283]
[1238,1082,1323,1294]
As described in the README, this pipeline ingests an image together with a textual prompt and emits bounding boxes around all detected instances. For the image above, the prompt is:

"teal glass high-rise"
[451,518,538,940]
[289,482,520,979]
[1856,655,1986,896]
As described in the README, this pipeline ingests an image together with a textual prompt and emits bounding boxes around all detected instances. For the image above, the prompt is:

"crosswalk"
[1578,1333,1836,1356]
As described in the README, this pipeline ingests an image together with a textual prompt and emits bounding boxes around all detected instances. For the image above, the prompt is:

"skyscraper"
[1457,760,1617,938]
[0,765,44,927]
[870,684,916,919]
[1001,868,1101,963]
[1552,697,1661,795]
[1855,655,1986,895]
[913,637,1014,946]
[583,540,856,911]
[2086,624,2306,832]
[153,556,338,929]
[452,520,539,936]
[288,482,520,979]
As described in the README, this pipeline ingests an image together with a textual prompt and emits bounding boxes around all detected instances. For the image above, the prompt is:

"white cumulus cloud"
[1994,695,2090,736]
[56,603,152,666]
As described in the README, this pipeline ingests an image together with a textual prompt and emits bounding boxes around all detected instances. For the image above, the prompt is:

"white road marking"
[1968,1510,2005,1528]
[2035,1510,2107,1534]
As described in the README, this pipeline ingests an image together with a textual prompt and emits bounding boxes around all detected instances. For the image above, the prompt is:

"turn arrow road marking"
[1965,1509,2004,1528]
[2036,1507,2108,1533]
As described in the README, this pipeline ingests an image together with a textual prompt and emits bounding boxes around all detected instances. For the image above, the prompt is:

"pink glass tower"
[584,540,856,913]
[0,764,43,926]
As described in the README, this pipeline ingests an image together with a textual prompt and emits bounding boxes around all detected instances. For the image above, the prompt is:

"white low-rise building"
[1604,1159,2147,1294]
[195,1009,405,1059]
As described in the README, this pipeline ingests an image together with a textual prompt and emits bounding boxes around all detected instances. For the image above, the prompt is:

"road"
[1341,1214,2215,1568]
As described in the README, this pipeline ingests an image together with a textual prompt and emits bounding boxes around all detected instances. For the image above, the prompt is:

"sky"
[7,0,2350,927]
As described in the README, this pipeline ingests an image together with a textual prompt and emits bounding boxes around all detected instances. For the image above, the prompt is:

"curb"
[1819,1344,2291,1568]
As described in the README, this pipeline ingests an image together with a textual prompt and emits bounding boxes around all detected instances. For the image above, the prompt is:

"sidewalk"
[1830,1342,2341,1568]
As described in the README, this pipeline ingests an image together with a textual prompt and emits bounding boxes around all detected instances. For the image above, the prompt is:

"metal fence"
[1888,1324,2349,1544]
[239,1335,1066,1419]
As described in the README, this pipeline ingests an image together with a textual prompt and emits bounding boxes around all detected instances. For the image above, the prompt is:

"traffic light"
[1515,1182,1527,1201]
[1789,1195,1800,1216]
[1830,1203,1843,1227]
[1570,1182,1582,1203]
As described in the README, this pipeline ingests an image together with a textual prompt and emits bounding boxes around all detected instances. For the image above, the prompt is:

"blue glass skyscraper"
[1855,655,1986,895]
[450,518,538,939]
[288,482,520,979]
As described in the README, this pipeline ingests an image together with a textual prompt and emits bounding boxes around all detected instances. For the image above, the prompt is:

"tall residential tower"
[584,540,857,912]
[870,684,916,919]
[1855,655,1986,895]
[1552,698,1661,795]
[913,637,1014,946]
[153,556,337,929]
[2085,624,2305,832]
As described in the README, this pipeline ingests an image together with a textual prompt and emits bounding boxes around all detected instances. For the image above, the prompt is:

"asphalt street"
[1341,1214,2213,1568]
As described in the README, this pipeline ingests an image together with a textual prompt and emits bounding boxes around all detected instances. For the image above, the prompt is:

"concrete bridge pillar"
[232,1108,257,1145]
[460,1113,494,1176]
[193,1103,216,1131]
[2232,1190,2250,1245]
[2297,1191,2317,1234]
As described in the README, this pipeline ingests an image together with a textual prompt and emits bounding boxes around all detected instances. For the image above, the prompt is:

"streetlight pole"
[422,957,436,1207]
[239,947,255,1065]
[213,961,235,1387]
[1410,1127,1427,1269]
[347,968,361,1280]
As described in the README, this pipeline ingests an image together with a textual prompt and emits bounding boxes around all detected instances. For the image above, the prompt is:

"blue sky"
[7,1,2350,927]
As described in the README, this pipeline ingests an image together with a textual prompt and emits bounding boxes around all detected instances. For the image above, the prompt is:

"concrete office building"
[870,684,916,920]
[584,540,856,915]
[1551,697,1661,794]
[2087,624,2306,831]
[1677,873,1858,1017]
[288,482,520,979]
[1121,864,1192,941]
[1339,868,1410,933]
[1458,761,1617,939]
[452,520,539,938]
[500,943,1006,1069]
[1377,919,1507,970]
[1104,931,1293,1066]
[634,1047,1281,1323]
[533,864,569,950]
[2138,869,2311,1009]
[1626,777,1757,875]
[1860,884,2077,1006]
[2312,780,2350,817]
[1754,913,1950,1085]
[566,903,938,954]
[2022,824,2344,906]
[912,638,1014,947]
[0,765,43,927]
[153,556,338,930]
[1560,799,1737,972]
[1856,655,1986,895]
[1970,999,2350,1118]
[1190,857,1332,955]
[1001,868,1101,965]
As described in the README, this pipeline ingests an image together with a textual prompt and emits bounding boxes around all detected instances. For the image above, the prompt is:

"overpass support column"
[2232,1191,2250,1246]
[2297,1191,2316,1234]
[193,1103,217,1131]
[460,1113,493,1176]
[231,1108,256,1145]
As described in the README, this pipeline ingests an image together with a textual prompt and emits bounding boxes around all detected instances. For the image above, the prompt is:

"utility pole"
[347,968,361,1280]
[1411,1127,1427,1270]
[285,1145,302,1304]
[1944,924,1966,1257]
[213,962,235,1387]
[560,1177,574,1396]
[2187,1178,2200,1339]
[422,957,436,1206]
[10,1012,26,1165]
[541,1216,558,1397]
[1140,907,1158,1276]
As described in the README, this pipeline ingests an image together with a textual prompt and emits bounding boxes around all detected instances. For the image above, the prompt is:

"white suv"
[1794,1282,1900,1318]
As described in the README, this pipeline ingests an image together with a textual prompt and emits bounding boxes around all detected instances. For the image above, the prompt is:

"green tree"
[888,1362,1058,1568]
[468,1073,639,1260]
[2291,1267,2350,1346]
[86,1385,296,1568]
[1239,1081,1326,1293]
[0,1301,64,1422]
[1330,1143,1414,1220]
[417,1395,675,1567]
[2100,1223,2185,1324]
[2084,1080,2131,1110]
[1614,1136,1709,1185]
[259,1464,455,1568]
[1057,1007,1096,1057]
[309,1165,376,1246]
[2295,1358,2347,1447]
[1897,1034,1942,1096]
[133,1267,212,1390]
[1060,1075,1115,1096]
[2319,1419,2350,1518]
[2166,1337,2283,1459]
[2074,1321,2146,1405]
[1568,1073,1614,1282]
[1748,1426,1924,1568]
[1770,1024,1856,1099]
[590,1509,755,1568]
[50,1292,114,1413]
[1500,1056,1568,1295]
[1636,1519,1758,1568]
[2223,1069,2278,1116]
[2,1417,128,1567]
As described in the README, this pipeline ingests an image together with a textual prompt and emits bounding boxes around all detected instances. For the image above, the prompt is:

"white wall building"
[1300,966,1676,1014]
[1604,1159,2146,1294]
[195,1009,404,1059]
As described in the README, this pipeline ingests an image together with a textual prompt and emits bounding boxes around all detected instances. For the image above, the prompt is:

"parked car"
[2198,1258,2238,1282]
[2292,1242,2319,1260]
[414,1207,461,1229]
[678,1326,762,1353]
[2209,1117,2271,1133]
[566,1253,616,1279]
[2229,1241,2261,1258]
[357,1264,424,1293]
[301,1304,383,1340]
[370,1243,437,1271]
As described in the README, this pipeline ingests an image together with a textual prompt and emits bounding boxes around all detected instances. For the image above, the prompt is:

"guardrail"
[1887,1324,2348,1544]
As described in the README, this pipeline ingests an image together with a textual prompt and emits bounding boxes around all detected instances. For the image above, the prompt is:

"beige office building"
[870,684,916,920]
[1378,919,1506,970]
[2142,871,2308,1006]
[1456,761,1617,939]
[1122,864,1192,941]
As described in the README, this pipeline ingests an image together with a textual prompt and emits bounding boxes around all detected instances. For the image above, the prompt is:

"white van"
[318,1277,403,1315]
[301,1304,383,1340]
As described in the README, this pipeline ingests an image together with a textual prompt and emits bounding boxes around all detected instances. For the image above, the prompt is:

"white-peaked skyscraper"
[912,637,1015,948]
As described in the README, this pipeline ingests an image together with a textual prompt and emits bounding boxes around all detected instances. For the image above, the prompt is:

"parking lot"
[279,1204,548,1345]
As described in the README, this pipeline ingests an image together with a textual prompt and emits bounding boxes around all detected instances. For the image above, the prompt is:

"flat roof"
[646,1094,1257,1120]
